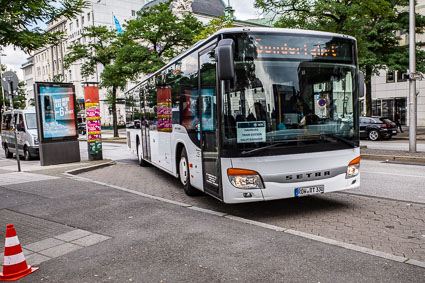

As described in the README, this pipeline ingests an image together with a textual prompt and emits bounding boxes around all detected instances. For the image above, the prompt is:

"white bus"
[125,28,363,203]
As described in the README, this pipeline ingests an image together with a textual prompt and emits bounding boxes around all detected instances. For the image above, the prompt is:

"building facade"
[370,1,425,126]
[22,0,145,125]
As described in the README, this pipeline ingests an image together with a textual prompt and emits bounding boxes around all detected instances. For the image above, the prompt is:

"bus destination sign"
[245,35,354,62]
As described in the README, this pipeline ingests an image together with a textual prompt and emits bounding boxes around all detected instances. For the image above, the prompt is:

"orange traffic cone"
[0,224,39,281]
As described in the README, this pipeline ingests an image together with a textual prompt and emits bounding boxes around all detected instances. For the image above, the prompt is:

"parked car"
[1,109,39,160]
[360,116,398,141]
[78,123,86,135]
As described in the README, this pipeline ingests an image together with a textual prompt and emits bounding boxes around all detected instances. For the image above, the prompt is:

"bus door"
[199,45,222,200]
[140,89,151,162]
[141,122,151,162]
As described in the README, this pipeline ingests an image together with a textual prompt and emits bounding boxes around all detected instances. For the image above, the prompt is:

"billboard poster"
[84,86,102,157]
[157,87,172,132]
[38,85,77,139]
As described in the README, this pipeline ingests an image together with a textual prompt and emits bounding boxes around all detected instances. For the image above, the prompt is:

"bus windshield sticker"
[237,121,266,143]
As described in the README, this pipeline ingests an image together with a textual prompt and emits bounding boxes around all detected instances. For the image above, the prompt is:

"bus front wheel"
[179,149,199,196]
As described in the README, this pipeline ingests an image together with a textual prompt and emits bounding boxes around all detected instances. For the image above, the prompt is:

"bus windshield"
[222,33,359,157]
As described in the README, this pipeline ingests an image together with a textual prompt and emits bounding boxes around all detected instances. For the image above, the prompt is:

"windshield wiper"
[240,139,300,156]
[321,134,355,147]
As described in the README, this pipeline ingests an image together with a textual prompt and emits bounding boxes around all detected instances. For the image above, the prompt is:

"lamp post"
[409,0,417,152]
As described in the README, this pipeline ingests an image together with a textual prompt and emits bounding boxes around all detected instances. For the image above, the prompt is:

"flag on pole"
[113,15,123,34]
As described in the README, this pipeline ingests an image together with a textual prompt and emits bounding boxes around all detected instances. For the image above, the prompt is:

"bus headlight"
[227,168,264,189]
[346,156,360,178]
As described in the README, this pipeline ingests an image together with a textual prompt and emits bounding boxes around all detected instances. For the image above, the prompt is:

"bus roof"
[125,27,356,95]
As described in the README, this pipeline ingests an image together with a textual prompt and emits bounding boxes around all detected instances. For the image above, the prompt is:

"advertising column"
[84,86,103,160]
[34,82,80,166]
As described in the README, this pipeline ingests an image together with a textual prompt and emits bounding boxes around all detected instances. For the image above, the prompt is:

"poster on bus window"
[157,87,172,132]
[37,83,77,140]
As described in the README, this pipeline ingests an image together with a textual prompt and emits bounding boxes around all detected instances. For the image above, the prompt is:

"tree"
[123,0,204,69]
[254,0,425,116]
[0,0,88,52]
[64,26,122,137]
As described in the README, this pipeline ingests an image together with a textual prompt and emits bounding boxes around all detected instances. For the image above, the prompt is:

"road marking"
[65,171,425,269]
[362,171,425,179]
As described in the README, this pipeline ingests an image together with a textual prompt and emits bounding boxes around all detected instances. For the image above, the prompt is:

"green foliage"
[0,0,88,52]
[124,0,204,66]
[64,26,124,136]
[194,15,234,42]
[64,26,118,78]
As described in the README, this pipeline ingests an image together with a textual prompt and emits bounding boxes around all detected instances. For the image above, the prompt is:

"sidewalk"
[392,126,425,140]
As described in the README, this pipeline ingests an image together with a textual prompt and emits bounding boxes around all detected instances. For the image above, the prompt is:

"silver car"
[1,109,39,160]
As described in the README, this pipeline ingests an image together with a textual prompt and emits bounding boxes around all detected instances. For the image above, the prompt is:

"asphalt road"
[346,159,425,203]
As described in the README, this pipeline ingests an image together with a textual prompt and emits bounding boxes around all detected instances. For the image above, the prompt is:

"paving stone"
[24,238,65,252]
[39,243,82,258]
[54,229,92,242]
[26,253,51,266]
[0,210,74,250]
[71,234,111,247]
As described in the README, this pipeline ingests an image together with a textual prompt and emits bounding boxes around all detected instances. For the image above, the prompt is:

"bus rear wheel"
[137,140,148,167]
[179,148,199,196]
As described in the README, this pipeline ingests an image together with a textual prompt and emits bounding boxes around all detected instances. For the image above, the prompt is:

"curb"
[361,154,425,163]
[64,160,116,176]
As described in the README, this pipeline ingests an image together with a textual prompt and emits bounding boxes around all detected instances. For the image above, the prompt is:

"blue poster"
[39,86,77,139]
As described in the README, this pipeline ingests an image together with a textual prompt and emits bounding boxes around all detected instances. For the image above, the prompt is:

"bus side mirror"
[215,39,235,81]
[359,71,365,98]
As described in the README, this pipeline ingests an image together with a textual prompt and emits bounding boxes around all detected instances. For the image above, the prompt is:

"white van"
[1,109,39,160]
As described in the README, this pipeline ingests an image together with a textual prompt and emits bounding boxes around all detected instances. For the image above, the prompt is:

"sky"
[1,0,261,81]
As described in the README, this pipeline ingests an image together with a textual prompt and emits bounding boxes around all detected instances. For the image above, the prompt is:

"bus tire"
[4,145,13,158]
[137,140,148,167]
[179,148,199,196]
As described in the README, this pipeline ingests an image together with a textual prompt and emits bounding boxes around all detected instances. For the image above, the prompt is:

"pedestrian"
[395,111,403,133]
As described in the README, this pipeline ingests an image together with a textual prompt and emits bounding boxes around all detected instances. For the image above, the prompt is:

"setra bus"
[125,27,364,203]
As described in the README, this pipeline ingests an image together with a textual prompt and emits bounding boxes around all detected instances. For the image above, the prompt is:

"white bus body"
[125,28,361,203]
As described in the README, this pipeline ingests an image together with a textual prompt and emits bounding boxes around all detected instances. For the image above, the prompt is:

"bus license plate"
[295,185,324,197]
